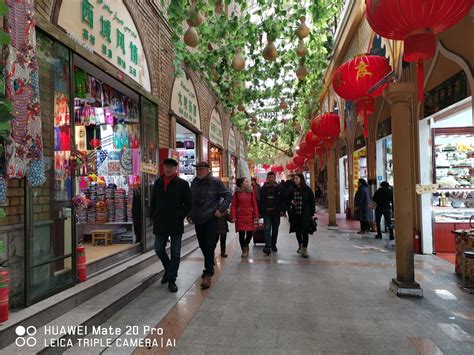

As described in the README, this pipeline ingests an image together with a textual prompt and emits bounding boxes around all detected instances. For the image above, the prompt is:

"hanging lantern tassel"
[363,114,369,138]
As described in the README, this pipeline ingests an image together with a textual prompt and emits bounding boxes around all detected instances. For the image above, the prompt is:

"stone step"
[0,229,197,351]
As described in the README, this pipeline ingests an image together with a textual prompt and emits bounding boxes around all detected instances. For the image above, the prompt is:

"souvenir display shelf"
[176,135,196,185]
[431,127,474,253]
[70,67,141,244]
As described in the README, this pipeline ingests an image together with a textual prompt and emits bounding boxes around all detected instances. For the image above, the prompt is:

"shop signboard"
[353,153,359,191]
[228,128,237,154]
[416,184,438,194]
[57,0,151,91]
[239,139,246,159]
[424,71,468,118]
[141,162,158,175]
[209,108,224,147]
[171,75,201,130]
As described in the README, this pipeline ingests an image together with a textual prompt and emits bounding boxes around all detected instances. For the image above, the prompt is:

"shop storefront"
[228,127,238,191]
[418,69,472,257]
[22,0,157,306]
[338,144,349,214]
[170,75,201,185]
[209,108,224,178]
[376,118,393,186]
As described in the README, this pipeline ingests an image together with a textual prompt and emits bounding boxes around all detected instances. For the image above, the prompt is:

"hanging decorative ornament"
[244,123,250,131]
[295,16,310,39]
[332,54,391,138]
[252,126,258,134]
[232,48,246,71]
[237,103,245,112]
[215,0,224,15]
[263,36,278,61]
[296,63,308,80]
[232,79,241,89]
[271,134,278,143]
[184,26,199,48]
[252,114,258,124]
[186,0,204,27]
[292,119,300,130]
[227,90,234,101]
[296,39,308,57]
[279,98,289,110]
[366,0,472,102]
[262,163,271,170]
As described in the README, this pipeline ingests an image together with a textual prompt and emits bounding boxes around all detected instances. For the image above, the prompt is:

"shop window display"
[432,128,474,223]
[176,124,197,185]
[72,68,141,245]
[210,145,222,178]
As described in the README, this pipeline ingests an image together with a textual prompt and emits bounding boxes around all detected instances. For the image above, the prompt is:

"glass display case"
[432,127,474,223]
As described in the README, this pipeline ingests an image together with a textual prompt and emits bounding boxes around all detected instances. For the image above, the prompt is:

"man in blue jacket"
[188,162,232,289]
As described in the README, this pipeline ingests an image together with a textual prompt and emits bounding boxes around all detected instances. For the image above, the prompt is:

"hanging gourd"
[244,123,250,131]
[186,0,204,27]
[271,134,278,143]
[212,66,219,82]
[232,48,246,71]
[295,16,310,39]
[232,79,241,89]
[238,103,245,112]
[296,63,308,80]
[227,90,234,101]
[296,39,308,57]
[251,114,258,124]
[184,26,199,48]
[292,119,300,130]
[252,126,258,134]
[263,36,278,61]
[279,98,289,110]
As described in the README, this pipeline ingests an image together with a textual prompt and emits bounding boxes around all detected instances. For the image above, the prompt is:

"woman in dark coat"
[287,173,316,258]
[372,181,394,240]
[354,178,371,234]
[231,177,259,258]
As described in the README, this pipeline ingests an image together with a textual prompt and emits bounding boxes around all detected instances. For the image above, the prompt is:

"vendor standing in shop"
[187,162,232,290]
[150,158,192,293]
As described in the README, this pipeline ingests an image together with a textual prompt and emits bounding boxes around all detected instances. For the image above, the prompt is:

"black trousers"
[195,217,218,276]
[375,208,394,239]
[239,231,253,247]
[293,214,309,247]
[215,233,227,253]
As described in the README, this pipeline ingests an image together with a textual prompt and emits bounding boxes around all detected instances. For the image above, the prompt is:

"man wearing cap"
[150,158,192,293]
[188,162,232,289]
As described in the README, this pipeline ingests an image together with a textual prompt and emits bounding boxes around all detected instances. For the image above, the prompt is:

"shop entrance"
[176,123,198,185]
[210,144,223,178]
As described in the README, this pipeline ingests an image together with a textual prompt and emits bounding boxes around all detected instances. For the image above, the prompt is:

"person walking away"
[231,177,259,258]
[287,173,316,258]
[372,181,394,240]
[215,209,232,257]
[354,178,371,234]
[188,162,232,289]
[251,177,261,204]
[259,171,284,255]
[150,158,192,293]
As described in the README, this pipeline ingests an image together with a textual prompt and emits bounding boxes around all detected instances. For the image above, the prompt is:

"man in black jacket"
[150,158,192,293]
[188,162,232,289]
[372,181,394,240]
[259,171,285,255]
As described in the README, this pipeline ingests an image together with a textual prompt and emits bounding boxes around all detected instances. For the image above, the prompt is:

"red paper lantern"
[332,55,391,137]
[286,162,297,171]
[305,131,318,148]
[294,155,306,167]
[366,0,472,102]
[262,163,270,170]
[311,113,341,151]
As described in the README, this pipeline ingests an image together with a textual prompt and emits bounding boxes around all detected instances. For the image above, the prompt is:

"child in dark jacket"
[215,210,232,257]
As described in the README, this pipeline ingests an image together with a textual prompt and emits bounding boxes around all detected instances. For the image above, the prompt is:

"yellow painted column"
[327,147,337,227]
[384,83,423,297]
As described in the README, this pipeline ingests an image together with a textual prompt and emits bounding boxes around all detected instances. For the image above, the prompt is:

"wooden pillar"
[327,147,337,227]
[384,83,423,297]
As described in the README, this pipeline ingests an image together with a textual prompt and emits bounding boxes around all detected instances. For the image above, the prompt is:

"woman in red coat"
[231,177,259,258]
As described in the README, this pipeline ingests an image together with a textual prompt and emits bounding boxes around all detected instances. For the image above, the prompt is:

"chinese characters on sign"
[424,71,468,117]
[170,76,201,130]
[58,0,151,91]
[209,108,224,147]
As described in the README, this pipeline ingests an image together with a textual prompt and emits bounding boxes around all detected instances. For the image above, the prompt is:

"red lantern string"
[366,0,472,102]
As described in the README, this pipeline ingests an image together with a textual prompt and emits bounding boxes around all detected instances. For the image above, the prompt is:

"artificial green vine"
[163,0,342,163]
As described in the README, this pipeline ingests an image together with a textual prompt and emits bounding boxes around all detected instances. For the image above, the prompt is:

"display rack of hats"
[72,67,141,244]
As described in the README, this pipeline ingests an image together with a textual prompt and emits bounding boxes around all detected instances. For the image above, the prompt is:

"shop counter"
[451,229,474,275]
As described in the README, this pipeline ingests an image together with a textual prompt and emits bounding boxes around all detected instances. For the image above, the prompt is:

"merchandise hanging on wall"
[3,0,45,185]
